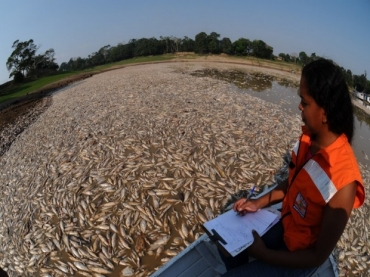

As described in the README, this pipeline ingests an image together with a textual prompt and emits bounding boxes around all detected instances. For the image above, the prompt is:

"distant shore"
[352,97,370,116]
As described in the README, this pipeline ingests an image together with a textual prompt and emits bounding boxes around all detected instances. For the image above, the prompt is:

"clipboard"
[201,225,231,257]
[202,208,280,257]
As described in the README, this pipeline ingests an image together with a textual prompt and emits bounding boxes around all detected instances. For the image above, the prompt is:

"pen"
[237,185,256,216]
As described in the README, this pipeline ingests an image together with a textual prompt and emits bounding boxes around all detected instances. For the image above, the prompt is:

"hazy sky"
[1,0,369,84]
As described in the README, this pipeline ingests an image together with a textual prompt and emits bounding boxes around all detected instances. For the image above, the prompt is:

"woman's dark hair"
[302,59,354,143]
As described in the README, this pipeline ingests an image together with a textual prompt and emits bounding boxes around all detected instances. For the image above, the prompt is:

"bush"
[13,71,24,84]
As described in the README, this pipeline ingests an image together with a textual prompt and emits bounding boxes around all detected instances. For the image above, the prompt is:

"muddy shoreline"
[0,73,94,157]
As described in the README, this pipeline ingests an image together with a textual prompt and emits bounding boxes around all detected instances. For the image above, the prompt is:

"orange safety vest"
[281,130,365,251]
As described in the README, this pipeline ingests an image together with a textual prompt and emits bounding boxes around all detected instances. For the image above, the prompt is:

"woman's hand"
[247,230,267,259]
[233,198,259,215]
[245,182,358,268]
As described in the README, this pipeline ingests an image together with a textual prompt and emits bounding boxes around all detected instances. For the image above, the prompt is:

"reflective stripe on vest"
[292,140,299,156]
[303,159,337,203]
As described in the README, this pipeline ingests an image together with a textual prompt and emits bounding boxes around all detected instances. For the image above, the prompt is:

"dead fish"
[135,234,146,253]
[149,235,170,251]
[88,266,112,274]
[121,266,135,276]
[74,262,89,271]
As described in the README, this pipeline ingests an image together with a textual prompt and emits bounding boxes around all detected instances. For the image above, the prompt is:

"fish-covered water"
[0,63,368,277]
[192,68,370,167]
[240,85,370,167]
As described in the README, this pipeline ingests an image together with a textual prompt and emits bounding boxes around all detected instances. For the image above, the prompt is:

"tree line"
[5,32,370,91]
[6,39,59,83]
[278,51,367,89]
[58,32,274,72]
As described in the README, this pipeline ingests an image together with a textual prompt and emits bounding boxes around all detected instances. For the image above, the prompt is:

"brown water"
[231,82,370,167]
[191,68,370,167]
[191,70,369,169]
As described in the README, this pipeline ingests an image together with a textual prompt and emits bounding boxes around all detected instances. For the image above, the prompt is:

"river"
[230,79,370,167]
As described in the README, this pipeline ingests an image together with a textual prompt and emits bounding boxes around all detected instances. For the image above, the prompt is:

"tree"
[232,38,251,56]
[194,32,209,54]
[344,68,353,87]
[59,62,68,72]
[290,52,298,63]
[310,53,317,61]
[251,40,273,59]
[6,39,38,79]
[299,51,309,65]
[74,57,86,70]
[353,72,368,91]
[220,37,233,54]
[99,45,112,63]
[6,39,59,80]
[90,51,105,67]
[278,53,291,62]
[29,48,59,77]
[66,58,75,71]
[134,38,161,57]
[159,36,179,54]
[359,72,367,89]
[366,79,370,93]
[365,71,367,89]
[13,71,24,83]
[109,43,131,62]
[180,36,195,52]
[208,32,221,54]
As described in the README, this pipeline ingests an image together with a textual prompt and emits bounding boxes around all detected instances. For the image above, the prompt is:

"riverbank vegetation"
[0,55,176,103]
[1,31,369,104]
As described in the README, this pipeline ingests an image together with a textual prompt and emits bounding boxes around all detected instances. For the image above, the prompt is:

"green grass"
[79,54,178,73]
[0,72,78,102]
[0,53,300,104]
[0,55,177,104]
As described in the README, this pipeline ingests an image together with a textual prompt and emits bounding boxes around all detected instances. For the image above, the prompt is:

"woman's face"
[298,76,326,135]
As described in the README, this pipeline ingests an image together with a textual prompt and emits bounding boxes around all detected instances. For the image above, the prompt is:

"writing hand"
[233,198,259,216]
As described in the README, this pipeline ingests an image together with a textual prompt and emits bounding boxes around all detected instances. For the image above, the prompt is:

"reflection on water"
[192,69,370,166]
[353,102,370,128]
[191,69,296,92]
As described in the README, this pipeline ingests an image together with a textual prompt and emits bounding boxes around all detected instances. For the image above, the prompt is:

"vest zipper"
[281,135,317,220]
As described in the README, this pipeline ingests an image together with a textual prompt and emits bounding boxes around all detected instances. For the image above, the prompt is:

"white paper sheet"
[203,208,280,256]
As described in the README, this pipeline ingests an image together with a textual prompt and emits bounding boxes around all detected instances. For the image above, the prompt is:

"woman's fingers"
[233,197,246,211]
[239,200,259,213]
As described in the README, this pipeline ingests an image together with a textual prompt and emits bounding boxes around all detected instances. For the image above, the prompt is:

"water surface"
[190,68,370,166]
[231,80,370,167]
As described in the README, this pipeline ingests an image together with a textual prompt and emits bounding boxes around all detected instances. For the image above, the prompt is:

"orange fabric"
[282,130,364,251]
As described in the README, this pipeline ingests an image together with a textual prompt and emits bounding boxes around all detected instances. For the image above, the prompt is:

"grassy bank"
[0,72,77,101]
[0,54,301,104]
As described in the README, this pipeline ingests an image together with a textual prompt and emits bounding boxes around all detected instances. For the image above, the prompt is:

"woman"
[222,59,365,276]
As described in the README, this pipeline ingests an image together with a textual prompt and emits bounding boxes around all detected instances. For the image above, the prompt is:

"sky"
[0,0,369,84]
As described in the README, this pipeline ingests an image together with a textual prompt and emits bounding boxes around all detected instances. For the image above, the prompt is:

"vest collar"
[301,126,348,168]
